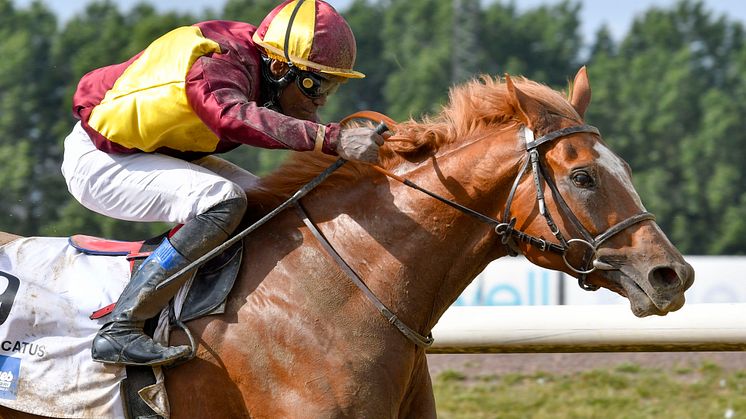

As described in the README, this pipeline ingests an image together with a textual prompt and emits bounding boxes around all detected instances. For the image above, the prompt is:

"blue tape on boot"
[148,239,188,271]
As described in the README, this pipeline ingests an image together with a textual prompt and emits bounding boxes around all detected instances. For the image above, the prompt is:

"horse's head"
[502,67,694,317]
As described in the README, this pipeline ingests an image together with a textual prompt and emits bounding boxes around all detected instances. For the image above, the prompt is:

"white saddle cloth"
[0,236,131,418]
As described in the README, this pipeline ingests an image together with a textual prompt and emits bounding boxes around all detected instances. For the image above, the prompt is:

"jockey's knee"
[170,194,247,259]
[195,181,248,230]
[202,195,248,236]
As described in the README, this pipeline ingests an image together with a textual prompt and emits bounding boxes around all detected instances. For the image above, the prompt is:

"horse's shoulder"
[0,232,21,246]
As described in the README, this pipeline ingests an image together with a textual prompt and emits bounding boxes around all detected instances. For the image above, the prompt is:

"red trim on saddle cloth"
[69,235,144,256]
[71,226,181,258]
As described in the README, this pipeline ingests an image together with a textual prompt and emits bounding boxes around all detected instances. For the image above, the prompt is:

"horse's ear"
[570,66,592,118]
[505,74,543,129]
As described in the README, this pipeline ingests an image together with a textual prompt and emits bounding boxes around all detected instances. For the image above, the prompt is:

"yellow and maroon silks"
[73,20,345,159]
[87,26,223,153]
[252,0,364,78]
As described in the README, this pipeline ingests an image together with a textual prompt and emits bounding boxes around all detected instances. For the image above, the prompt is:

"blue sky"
[13,0,746,43]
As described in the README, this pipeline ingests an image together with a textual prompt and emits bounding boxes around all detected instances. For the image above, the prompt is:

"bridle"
[369,122,655,292]
[496,124,656,290]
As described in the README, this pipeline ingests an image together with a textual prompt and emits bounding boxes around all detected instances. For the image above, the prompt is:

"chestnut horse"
[0,68,693,418]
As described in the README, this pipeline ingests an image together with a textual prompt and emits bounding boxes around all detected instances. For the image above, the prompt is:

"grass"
[433,362,746,418]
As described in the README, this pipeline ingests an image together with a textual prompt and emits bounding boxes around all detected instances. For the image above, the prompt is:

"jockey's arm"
[185,54,341,155]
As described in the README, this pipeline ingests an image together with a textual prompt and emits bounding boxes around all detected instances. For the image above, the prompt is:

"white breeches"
[61,122,257,224]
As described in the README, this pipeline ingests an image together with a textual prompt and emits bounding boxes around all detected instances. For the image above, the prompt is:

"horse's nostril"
[650,267,680,288]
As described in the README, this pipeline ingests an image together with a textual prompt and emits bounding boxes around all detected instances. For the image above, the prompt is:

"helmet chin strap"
[261,56,298,112]
[261,0,306,112]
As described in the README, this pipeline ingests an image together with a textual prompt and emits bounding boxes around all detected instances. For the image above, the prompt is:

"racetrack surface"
[427,352,746,376]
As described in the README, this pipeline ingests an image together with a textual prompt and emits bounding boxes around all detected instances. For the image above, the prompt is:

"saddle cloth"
[0,236,130,418]
[0,234,243,418]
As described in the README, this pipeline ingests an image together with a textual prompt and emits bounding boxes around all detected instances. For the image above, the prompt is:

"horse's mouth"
[596,258,688,317]
[617,275,665,317]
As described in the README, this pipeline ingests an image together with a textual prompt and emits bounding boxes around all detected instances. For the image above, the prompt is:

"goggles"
[295,70,341,99]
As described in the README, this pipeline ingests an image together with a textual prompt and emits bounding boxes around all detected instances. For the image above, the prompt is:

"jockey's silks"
[72,20,340,160]
[87,27,222,153]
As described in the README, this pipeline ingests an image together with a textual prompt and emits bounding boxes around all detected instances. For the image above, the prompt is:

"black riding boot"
[91,197,247,366]
[91,238,193,366]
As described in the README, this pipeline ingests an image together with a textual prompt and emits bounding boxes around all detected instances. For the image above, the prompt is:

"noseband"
[496,125,655,290]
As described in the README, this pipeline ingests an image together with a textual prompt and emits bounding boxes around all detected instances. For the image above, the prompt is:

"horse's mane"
[247,75,581,206]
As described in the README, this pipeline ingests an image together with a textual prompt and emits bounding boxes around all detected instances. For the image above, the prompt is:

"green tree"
[481,0,582,86]
[321,0,390,121]
[586,0,746,253]
[381,0,454,120]
[124,4,198,57]
[222,0,278,23]
[0,0,67,236]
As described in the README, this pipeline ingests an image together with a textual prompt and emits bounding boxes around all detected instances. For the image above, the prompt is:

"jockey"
[62,0,382,367]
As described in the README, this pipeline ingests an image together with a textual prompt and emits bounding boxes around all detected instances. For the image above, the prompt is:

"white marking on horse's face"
[593,142,645,210]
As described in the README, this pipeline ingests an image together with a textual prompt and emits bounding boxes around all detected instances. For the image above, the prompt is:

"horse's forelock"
[251,75,580,204]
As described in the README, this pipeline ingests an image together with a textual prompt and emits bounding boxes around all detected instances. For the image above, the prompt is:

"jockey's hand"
[336,127,385,164]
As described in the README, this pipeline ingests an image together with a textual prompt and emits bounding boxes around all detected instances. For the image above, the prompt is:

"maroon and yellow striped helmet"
[253,0,364,79]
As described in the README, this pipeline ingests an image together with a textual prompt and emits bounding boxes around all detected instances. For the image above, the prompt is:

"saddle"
[69,231,243,419]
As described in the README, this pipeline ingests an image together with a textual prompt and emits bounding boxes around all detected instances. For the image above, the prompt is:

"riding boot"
[91,238,194,366]
[91,197,247,367]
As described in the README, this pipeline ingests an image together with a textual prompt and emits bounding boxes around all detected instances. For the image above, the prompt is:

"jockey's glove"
[336,127,385,164]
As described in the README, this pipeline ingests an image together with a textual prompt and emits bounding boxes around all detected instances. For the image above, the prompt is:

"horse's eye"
[571,170,595,188]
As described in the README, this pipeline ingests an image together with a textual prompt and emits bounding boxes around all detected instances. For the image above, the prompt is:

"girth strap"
[293,202,434,349]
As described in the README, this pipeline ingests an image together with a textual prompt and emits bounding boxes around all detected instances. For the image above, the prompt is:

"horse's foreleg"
[398,354,437,419]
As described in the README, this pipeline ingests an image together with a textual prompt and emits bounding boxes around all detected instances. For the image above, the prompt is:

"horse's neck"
[302,131,517,332]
